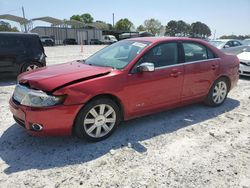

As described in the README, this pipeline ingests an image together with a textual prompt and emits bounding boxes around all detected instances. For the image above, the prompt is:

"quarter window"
[139,43,178,68]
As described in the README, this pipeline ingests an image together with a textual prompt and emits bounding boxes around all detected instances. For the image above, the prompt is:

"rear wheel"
[205,77,229,106]
[74,98,121,142]
[21,62,42,73]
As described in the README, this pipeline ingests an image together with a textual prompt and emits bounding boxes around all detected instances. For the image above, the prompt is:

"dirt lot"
[0,45,250,188]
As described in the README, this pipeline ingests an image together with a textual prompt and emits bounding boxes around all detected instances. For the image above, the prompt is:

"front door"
[124,42,184,117]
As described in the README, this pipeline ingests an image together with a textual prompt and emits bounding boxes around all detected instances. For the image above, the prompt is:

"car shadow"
[0,77,17,87]
[239,75,250,81]
[0,98,239,174]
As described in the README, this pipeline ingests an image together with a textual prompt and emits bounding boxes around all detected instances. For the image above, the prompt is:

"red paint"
[10,37,239,136]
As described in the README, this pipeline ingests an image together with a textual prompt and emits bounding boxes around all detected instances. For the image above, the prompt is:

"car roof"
[0,32,38,36]
[126,37,209,43]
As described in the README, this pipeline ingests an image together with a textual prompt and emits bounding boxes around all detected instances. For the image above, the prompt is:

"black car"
[90,39,103,45]
[0,32,46,77]
[63,38,78,45]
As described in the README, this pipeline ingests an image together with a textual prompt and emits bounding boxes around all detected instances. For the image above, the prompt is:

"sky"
[0,0,250,38]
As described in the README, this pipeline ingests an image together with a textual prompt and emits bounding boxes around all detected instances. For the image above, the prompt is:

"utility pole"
[112,13,115,28]
[22,6,27,33]
[213,29,216,40]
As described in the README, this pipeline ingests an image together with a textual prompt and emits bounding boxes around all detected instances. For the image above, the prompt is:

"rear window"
[183,42,216,62]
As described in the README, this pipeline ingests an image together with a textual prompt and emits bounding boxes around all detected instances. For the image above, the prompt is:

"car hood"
[237,52,250,61]
[18,61,112,92]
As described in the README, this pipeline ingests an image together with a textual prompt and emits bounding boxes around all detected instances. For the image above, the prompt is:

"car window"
[233,41,241,46]
[225,41,233,47]
[139,43,178,68]
[183,42,208,62]
[207,48,216,59]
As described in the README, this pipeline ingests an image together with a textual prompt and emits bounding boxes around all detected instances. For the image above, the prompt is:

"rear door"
[181,42,219,102]
[124,42,184,117]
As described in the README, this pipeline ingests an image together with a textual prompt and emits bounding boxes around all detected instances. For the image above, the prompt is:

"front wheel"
[21,62,42,73]
[205,78,229,106]
[74,98,121,142]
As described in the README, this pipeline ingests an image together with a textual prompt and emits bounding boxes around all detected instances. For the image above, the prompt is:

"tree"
[190,22,211,38]
[220,35,249,40]
[81,13,94,23]
[165,20,178,36]
[70,13,94,23]
[144,18,162,35]
[0,21,19,32]
[115,18,134,31]
[136,25,146,32]
[70,15,82,22]
[176,20,190,37]
[165,20,190,37]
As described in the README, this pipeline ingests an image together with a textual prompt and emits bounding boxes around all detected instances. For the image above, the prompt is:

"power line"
[1,7,22,14]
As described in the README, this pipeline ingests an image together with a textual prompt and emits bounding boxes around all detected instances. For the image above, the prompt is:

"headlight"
[13,84,65,107]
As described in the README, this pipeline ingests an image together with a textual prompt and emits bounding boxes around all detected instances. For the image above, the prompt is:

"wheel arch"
[88,94,125,120]
[72,93,125,135]
[216,75,231,90]
[20,61,43,73]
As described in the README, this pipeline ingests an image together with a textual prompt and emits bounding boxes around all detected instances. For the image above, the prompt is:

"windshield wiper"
[77,59,85,63]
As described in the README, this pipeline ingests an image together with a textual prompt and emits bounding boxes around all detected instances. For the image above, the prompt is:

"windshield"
[110,36,117,40]
[85,40,151,69]
[209,40,225,48]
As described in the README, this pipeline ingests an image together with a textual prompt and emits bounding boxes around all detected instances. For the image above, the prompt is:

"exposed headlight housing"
[13,84,65,107]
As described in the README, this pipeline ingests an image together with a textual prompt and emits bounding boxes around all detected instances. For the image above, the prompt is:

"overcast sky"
[0,0,249,38]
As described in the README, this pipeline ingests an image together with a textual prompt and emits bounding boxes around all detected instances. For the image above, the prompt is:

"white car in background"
[102,35,118,44]
[238,47,250,76]
[242,39,250,46]
[209,39,246,55]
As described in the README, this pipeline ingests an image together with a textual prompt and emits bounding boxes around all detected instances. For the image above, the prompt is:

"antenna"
[213,29,216,40]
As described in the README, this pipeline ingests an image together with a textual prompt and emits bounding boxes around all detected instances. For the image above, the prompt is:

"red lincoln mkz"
[9,37,239,141]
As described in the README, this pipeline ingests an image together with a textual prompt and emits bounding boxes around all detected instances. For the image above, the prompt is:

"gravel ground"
[0,45,250,188]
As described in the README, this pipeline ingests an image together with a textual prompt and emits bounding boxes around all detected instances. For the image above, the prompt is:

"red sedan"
[9,37,239,141]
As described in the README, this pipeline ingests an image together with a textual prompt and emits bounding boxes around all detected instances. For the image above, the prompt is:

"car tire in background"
[205,77,230,107]
[21,62,43,73]
[74,98,121,142]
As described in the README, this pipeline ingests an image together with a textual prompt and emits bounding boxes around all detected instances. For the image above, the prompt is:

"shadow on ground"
[0,77,17,87]
[239,75,250,81]
[0,98,239,174]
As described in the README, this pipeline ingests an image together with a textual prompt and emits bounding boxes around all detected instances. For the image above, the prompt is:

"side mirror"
[137,62,155,73]
[224,45,230,48]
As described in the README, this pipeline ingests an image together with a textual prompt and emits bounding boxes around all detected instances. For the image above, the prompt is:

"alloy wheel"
[26,64,39,71]
[83,104,116,138]
[212,81,227,104]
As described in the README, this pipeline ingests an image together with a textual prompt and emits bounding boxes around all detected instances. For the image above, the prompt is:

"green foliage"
[70,13,94,23]
[115,18,134,31]
[220,35,250,40]
[144,19,162,35]
[0,21,19,32]
[136,25,146,32]
[165,20,211,38]
[190,21,211,38]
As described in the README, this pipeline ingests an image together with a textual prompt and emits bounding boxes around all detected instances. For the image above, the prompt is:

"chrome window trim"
[155,58,221,70]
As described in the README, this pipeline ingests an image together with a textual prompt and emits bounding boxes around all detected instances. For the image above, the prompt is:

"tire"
[205,77,229,107]
[21,62,42,73]
[74,98,121,142]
